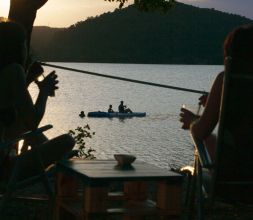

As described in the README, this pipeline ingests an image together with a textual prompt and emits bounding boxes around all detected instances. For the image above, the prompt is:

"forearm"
[33,91,49,127]
[190,72,223,140]
[190,100,219,140]
[190,117,215,140]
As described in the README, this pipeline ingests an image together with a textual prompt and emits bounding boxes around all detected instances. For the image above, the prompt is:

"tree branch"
[104,0,175,11]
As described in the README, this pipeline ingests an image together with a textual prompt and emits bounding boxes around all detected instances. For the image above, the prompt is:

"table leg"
[123,181,148,220]
[83,185,108,220]
[156,180,182,217]
[124,181,148,201]
[55,172,79,220]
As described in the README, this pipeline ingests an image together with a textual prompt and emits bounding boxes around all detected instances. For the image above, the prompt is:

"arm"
[14,64,57,131]
[14,64,47,130]
[33,88,48,127]
[33,71,59,124]
[190,72,224,140]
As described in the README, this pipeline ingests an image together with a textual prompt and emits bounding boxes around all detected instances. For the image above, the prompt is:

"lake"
[29,63,223,169]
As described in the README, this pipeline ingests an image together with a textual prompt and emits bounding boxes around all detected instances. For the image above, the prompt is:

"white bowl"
[114,154,136,166]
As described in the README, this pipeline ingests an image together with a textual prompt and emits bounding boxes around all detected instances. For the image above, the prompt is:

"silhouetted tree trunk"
[8,0,48,51]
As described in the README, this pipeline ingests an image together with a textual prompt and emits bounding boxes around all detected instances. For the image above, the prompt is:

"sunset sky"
[0,0,252,27]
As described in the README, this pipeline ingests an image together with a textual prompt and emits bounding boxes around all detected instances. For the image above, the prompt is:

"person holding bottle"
[179,25,253,159]
[0,21,75,181]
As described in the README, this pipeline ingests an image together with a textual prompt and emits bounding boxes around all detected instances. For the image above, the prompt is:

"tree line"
[31,3,253,64]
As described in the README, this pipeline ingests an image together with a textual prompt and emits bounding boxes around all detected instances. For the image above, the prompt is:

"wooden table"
[55,159,183,220]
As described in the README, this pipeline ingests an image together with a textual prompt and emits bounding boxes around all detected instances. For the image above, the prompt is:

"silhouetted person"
[179,24,253,160]
[0,21,75,181]
[118,101,133,113]
[79,111,85,118]
[108,105,114,113]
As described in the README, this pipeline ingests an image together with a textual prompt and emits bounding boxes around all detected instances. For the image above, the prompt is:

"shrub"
[68,124,96,159]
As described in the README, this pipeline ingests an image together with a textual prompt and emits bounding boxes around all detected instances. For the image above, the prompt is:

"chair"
[0,124,55,216]
[188,58,253,219]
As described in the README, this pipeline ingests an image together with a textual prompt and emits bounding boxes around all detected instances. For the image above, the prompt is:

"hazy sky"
[179,0,253,20]
[0,0,252,27]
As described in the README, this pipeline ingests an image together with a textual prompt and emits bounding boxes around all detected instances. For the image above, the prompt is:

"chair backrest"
[213,58,253,201]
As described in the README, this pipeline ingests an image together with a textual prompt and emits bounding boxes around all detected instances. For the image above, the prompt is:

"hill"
[31,3,253,64]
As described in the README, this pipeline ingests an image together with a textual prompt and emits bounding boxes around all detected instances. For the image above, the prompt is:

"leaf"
[68,122,96,159]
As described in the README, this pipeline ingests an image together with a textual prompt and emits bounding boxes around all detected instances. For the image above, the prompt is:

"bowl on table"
[114,154,136,166]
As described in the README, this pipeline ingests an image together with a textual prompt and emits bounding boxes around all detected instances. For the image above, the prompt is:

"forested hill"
[31,3,253,64]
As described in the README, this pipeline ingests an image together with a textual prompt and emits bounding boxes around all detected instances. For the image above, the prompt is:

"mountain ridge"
[31,3,253,64]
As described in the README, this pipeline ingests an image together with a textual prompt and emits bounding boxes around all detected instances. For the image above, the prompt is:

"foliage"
[104,0,128,9]
[134,0,175,13]
[68,125,96,159]
[104,0,175,11]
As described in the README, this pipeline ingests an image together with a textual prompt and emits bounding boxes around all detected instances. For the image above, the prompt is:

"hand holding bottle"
[37,71,58,97]
[26,61,44,87]
[179,105,199,130]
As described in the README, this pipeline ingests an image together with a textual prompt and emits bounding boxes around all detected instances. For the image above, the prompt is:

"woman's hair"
[224,24,253,62]
[0,21,26,70]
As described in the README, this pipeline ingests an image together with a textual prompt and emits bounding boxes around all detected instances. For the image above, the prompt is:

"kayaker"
[108,104,114,113]
[118,101,133,113]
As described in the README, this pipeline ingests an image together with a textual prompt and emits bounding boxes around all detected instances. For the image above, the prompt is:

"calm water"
[30,63,223,169]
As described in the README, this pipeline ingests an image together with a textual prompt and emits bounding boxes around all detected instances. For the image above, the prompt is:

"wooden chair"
[188,58,253,219]
[0,125,55,215]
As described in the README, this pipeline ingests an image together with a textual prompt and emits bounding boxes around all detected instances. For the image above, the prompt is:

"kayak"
[87,111,146,118]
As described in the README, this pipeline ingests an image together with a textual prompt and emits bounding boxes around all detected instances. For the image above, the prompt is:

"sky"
[0,0,253,27]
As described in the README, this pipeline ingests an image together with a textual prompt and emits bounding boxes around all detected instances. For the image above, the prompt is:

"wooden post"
[156,180,182,216]
[123,181,148,220]
[56,172,79,197]
[54,172,79,220]
[83,185,108,220]
[124,181,148,201]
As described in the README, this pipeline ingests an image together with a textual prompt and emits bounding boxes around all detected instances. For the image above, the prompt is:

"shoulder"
[214,71,224,83]
[216,71,224,80]
[212,71,224,90]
